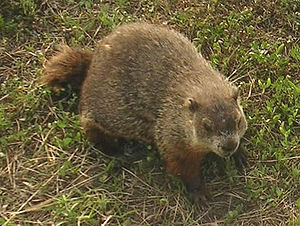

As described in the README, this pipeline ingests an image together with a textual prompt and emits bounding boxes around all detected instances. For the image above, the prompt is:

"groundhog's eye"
[187,98,198,112]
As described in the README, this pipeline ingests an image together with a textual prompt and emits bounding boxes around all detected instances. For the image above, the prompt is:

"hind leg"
[80,117,122,155]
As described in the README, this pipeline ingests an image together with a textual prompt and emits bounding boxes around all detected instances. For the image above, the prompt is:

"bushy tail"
[41,45,93,91]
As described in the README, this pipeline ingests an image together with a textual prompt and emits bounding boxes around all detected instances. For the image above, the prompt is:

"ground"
[0,0,299,225]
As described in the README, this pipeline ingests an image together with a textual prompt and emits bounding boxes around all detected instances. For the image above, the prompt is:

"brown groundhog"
[42,23,247,201]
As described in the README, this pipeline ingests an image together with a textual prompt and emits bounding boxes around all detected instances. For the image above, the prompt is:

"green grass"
[1,0,299,225]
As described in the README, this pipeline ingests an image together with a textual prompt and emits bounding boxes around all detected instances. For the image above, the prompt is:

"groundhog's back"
[80,24,199,140]
[80,23,230,142]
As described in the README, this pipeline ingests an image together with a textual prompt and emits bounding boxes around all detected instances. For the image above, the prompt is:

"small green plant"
[290,44,300,62]
[224,204,243,224]
[19,0,37,16]
[51,192,110,224]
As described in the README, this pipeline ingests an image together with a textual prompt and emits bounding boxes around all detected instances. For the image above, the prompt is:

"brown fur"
[42,23,247,200]
[42,45,92,91]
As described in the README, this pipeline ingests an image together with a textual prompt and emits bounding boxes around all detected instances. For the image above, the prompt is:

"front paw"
[232,147,248,169]
[190,187,211,205]
[186,179,211,204]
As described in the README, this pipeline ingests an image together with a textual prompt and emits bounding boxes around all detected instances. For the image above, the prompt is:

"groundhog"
[42,23,247,201]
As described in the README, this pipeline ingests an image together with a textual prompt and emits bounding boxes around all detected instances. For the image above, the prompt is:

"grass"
[0,0,299,225]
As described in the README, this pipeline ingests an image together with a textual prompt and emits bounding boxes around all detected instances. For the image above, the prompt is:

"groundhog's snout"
[221,138,239,155]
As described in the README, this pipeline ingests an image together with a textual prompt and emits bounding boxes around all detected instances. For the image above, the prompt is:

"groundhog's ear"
[185,98,199,112]
[232,86,239,101]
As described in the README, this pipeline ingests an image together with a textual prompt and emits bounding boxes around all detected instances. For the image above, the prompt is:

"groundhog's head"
[185,88,247,157]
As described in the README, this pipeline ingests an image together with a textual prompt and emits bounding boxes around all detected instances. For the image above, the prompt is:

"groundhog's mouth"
[214,137,240,158]
[221,152,235,158]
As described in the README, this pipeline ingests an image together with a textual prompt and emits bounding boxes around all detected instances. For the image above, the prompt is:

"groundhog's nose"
[222,138,239,153]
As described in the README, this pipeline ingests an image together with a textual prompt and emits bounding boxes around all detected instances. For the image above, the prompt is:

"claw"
[233,149,248,168]
[187,178,211,205]
[190,188,211,205]
[232,141,249,169]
